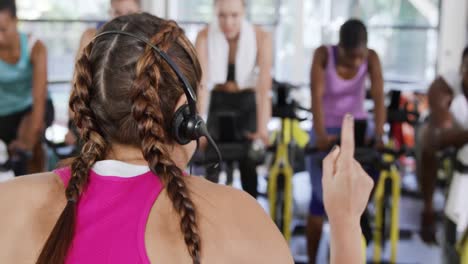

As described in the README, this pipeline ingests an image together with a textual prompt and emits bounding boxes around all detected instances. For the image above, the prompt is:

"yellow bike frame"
[461,240,468,264]
[457,229,468,264]
[373,154,401,263]
[268,119,295,242]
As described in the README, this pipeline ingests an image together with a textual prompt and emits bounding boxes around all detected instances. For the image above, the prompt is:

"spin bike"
[267,114,309,242]
[267,81,310,242]
[373,92,420,264]
[372,145,408,263]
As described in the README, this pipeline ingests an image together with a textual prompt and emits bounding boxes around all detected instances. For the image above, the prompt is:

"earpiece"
[171,104,222,168]
[171,104,202,145]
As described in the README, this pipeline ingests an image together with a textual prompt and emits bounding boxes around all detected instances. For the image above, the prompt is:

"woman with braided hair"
[0,13,373,264]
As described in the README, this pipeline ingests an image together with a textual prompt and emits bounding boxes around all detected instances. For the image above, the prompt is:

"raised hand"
[322,114,374,264]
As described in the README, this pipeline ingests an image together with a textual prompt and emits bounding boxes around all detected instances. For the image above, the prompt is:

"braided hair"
[36,13,203,264]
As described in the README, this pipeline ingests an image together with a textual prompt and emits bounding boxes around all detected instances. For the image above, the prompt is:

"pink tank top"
[54,161,163,264]
[323,45,368,127]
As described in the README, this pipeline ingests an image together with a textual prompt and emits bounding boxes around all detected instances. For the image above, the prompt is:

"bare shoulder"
[78,28,98,54]
[82,28,97,42]
[186,176,294,263]
[31,39,46,55]
[254,26,272,44]
[254,26,268,36]
[0,172,66,232]
[195,27,209,53]
[0,173,66,261]
[313,45,328,66]
[186,175,264,214]
[368,48,379,57]
[315,45,328,56]
[0,172,64,202]
[429,75,452,95]
[368,49,381,63]
[196,27,209,42]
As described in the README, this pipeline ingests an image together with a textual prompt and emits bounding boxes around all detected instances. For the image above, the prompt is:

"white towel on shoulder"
[446,94,468,234]
[450,94,468,130]
[450,94,468,164]
[445,171,468,233]
[207,19,258,90]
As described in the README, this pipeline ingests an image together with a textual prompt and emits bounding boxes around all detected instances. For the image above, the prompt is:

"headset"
[92,30,222,167]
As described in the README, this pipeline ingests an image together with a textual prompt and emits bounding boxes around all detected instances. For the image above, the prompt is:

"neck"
[227,32,240,43]
[106,144,147,165]
[106,143,190,171]
[168,144,191,171]
[336,47,346,66]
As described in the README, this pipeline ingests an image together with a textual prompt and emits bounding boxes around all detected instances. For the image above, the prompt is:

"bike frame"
[268,118,295,242]
[373,153,401,263]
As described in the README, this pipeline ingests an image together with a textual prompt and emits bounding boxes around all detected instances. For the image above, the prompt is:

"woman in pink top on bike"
[0,13,373,264]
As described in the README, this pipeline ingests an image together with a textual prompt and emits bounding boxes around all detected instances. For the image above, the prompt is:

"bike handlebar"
[305,144,413,157]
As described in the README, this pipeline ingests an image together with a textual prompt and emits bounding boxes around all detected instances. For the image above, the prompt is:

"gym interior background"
[16,0,467,134]
[3,0,468,263]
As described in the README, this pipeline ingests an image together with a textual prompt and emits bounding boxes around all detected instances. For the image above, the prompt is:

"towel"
[445,171,468,233]
[450,94,468,164]
[445,94,468,233]
[207,19,258,90]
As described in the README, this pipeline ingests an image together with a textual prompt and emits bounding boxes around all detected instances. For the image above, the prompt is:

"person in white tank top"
[419,46,468,245]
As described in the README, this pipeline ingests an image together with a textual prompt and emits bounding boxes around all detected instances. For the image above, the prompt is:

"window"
[293,0,440,86]
[16,0,110,127]
[172,0,278,24]
[247,0,278,25]
[171,0,278,42]
[18,0,110,82]
[17,0,110,19]
[173,0,440,87]
[16,0,442,129]
[174,0,213,22]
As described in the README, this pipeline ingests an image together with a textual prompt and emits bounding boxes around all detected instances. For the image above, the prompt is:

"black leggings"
[0,99,54,145]
[206,157,258,198]
[0,99,54,175]
[238,157,258,198]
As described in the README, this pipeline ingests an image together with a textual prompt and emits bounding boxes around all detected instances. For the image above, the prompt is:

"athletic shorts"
[306,125,380,216]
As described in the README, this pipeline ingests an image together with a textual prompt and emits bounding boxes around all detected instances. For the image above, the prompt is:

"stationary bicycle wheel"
[274,173,286,232]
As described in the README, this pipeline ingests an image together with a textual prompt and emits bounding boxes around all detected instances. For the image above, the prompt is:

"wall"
[141,0,167,18]
[437,0,467,74]
[141,0,466,80]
